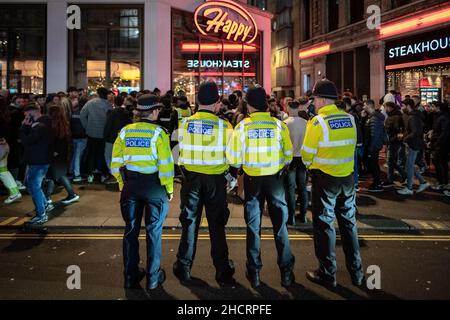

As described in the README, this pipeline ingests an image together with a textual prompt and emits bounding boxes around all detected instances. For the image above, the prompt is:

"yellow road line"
[431,223,444,230]
[11,217,30,226]
[0,217,19,226]
[0,234,449,241]
[200,218,208,227]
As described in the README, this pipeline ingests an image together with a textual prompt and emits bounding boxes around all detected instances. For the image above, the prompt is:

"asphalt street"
[0,229,449,300]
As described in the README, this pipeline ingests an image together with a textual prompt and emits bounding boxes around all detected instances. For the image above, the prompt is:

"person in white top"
[284,99,308,225]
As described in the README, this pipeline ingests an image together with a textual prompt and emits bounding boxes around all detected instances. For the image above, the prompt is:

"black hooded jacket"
[404,110,425,151]
[20,115,53,165]
[385,109,404,144]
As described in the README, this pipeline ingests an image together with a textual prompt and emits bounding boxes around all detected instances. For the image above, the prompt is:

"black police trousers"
[176,169,231,273]
[120,170,168,284]
[310,169,363,283]
[244,173,295,274]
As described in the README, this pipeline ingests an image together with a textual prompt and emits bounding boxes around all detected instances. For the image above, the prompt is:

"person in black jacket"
[46,104,79,206]
[382,102,406,187]
[157,94,174,132]
[363,99,385,192]
[70,95,88,182]
[429,102,450,190]
[347,99,364,190]
[397,99,430,195]
[20,104,53,226]
[103,95,132,184]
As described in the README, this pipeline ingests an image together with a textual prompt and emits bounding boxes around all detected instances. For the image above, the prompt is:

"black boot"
[306,269,337,288]
[124,268,146,289]
[281,270,295,287]
[173,261,191,282]
[216,260,236,286]
[246,270,261,289]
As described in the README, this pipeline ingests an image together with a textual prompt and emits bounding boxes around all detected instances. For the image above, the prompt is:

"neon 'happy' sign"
[194,0,258,44]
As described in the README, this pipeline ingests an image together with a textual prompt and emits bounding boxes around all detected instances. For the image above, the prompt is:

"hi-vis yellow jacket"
[178,110,233,175]
[226,112,293,176]
[111,120,174,194]
[301,104,356,177]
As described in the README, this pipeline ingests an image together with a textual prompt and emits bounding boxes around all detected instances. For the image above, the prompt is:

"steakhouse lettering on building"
[187,60,251,69]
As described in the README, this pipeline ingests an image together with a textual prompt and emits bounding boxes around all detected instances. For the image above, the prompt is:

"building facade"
[268,0,450,103]
[0,0,272,100]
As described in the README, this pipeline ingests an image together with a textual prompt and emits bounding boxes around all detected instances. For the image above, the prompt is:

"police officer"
[173,81,235,286]
[111,94,174,292]
[301,79,364,288]
[227,86,295,288]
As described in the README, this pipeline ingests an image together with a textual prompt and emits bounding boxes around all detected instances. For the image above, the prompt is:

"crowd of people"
[0,84,449,225]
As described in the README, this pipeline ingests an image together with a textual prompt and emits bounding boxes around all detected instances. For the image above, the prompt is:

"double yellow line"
[0,233,449,241]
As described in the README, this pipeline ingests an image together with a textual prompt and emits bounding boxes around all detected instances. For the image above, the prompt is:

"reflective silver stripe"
[124,155,155,162]
[246,146,281,153]
[111,168,121,174]
[217,119,224,148]
[240,122,246,155]
[284,149,293,156]
[125,164,158,173]
[180,145,226,152]
[301,145,318,154]
[151,127,162,159]
[158,157,173,166]
[178,158,225,165]
[111,157,124,163]
[244,159,284,168]
[316,115,329,143]
[303,161,312,166]
[226,148,241,158]
[318,139,356,147]
[314,156,354,165]
[159,170,174,177]
[72,115,81,119]
[119,128,126,140]
[159,118,170,122]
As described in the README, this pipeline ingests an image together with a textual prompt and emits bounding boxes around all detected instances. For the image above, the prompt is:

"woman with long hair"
[0,96,22,204]
[46,104,79,206]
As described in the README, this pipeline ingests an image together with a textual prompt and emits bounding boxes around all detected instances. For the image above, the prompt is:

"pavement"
[1,173,450,231]
[0,229,449,300]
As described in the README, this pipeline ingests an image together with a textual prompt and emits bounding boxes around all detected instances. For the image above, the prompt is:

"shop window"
[0,5,46,94]
[328,0,339,32]
[391,0,412,9]
[172,9,262,103]
[69,5,143,93]
[349,0,365,24]
[301,0,311,41]
[247,0,267,11]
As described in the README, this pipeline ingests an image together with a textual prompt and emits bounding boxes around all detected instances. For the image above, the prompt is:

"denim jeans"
[310,169,363,282]
[353,146,363,185]
[104,142,113,172]
[405,146,426,190]
[120,171,168,284]
[244,173,295,274]
[70,138,87,177]
[285,157,308,218]
[387,143,406,182]
[24,164,49,217]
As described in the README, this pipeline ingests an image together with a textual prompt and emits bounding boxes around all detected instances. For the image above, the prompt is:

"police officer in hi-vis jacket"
[301,79,364,288]
[111,94,174,292]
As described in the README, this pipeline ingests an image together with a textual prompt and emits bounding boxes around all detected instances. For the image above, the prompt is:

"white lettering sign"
[186,60,250,69]
[388,36,450,59]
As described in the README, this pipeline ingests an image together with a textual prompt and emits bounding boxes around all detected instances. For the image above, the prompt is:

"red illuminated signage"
[298,42,331,59]
[194,0,258,44]
[380,6,450,39]
[181,42,258,52]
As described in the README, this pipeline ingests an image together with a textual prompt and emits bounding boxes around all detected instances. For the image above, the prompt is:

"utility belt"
[309,169,353,181]
[120,167,158,182]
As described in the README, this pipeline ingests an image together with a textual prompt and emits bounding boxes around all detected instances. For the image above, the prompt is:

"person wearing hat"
[300,79,364,288]
[173,81,236,287]
[110,94,174,292]
[227,86,295,289]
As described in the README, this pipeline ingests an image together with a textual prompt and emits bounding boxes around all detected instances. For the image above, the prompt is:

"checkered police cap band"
[136,103,163,111]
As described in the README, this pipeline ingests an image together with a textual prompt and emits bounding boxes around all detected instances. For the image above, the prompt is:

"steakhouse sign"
[194,0,258,44]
